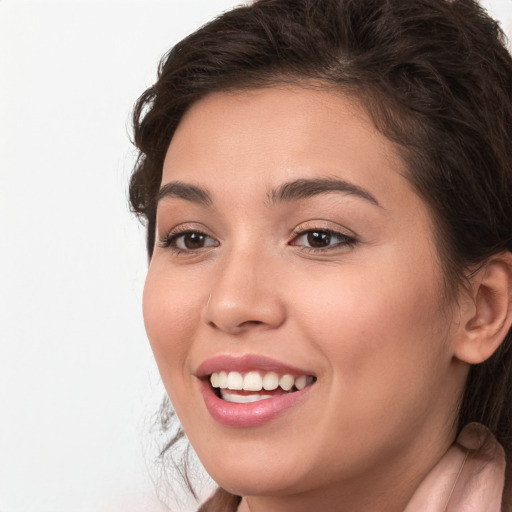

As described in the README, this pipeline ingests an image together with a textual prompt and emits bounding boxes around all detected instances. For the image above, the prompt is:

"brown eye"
[161,230,218,251]
[181,232,207,249]
[291,228,356,251]
[307,231,332,248]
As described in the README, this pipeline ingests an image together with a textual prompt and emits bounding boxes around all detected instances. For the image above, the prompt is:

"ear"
[455,252,512,365]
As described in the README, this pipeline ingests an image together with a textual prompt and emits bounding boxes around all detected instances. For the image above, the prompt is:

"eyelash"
[289,228,357,253]
[158,227,218,255]
[158,226,357,255]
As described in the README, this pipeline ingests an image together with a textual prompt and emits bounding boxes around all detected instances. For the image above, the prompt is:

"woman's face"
[143,87,466,504]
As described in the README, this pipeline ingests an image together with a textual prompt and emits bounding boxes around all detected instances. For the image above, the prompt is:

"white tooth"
[227,371,243,390]
[295,375,307,390]
[218,371,228,389]
[243,371,263,391]
[262,372,279,391]
[279,374,295,391]
[210,372,219,388]
[221,391,273,403]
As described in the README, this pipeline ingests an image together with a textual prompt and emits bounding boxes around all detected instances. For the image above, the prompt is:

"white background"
[1,1,511,511]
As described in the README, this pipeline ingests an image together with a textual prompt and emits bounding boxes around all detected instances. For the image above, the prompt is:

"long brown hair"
[130,0,512,509]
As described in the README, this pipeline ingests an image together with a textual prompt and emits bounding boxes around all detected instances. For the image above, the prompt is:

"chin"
[209,467,305,498]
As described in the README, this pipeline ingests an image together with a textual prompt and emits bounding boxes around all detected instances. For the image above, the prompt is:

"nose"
[202,249,286,335]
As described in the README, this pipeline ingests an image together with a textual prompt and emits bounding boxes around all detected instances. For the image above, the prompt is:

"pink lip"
[195,354,316,427]
[195,354,314,378]
[199,379,314,427]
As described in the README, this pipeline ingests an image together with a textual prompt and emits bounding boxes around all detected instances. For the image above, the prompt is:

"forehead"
[162,86,414,210]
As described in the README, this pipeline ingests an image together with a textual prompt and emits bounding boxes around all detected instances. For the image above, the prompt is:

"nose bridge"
[204,242,285,334]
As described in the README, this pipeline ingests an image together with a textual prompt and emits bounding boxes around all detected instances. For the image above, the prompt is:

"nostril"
[207,318,267,332]
[240,320,265,327]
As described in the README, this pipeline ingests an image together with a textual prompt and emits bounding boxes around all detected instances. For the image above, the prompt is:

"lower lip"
[200,381,313,427]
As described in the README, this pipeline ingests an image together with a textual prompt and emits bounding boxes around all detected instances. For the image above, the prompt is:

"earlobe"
[455,252,512,365]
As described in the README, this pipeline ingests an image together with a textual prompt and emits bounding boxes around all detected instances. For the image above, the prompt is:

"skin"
[143,86,472,512]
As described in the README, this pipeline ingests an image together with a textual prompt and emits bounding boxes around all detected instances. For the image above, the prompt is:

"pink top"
[404,423,505,512]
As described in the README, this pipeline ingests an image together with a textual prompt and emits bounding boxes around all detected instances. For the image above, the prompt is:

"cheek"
[297,252,451,414]
[142,266,201,384]
[303,283,440,379]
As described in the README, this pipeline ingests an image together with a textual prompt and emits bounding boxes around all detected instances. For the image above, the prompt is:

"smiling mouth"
[209,370,316,404]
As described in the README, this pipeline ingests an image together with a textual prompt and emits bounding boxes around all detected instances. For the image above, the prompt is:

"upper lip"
[195,354,315,378]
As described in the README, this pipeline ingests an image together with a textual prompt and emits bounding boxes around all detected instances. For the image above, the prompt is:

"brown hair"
[129,0,512,509]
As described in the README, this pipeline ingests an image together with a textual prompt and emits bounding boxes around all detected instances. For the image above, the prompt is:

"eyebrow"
[156,177,380,209]
[268,177,381,207]
[157,181,212,206]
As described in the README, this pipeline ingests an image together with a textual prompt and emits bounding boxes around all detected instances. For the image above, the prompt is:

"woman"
[129,0,512,510]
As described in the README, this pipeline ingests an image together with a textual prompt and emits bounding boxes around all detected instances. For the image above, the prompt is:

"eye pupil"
[184,232,205,249]
[307,231,331,248]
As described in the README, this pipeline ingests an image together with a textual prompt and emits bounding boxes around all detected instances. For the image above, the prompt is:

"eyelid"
[290,220,357,240]
[289,221,358,252]
[158,223,219,251]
